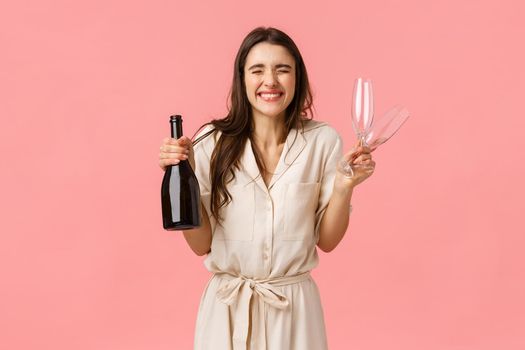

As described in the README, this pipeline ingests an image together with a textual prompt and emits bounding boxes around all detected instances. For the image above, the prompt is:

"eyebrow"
[247,63,293,70]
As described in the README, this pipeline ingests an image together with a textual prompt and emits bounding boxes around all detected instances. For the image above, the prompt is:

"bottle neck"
[170,119,183,138]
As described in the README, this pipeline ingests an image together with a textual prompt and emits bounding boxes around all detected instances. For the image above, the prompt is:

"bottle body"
[161,115,202,230]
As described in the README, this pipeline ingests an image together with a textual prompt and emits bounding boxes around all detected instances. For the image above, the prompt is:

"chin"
[263,112,286,120]
[257,107,287,119]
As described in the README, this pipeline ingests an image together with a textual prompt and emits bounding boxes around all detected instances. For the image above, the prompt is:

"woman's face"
[244,42,296,122]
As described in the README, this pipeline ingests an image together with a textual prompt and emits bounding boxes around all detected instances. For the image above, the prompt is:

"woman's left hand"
[335,141,376,190]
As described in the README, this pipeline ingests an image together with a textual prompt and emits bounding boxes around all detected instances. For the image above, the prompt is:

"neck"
[251,113,287,148]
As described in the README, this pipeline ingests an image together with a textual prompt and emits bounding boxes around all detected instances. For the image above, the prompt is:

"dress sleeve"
[314,131,344,243]
[192,125,217,232]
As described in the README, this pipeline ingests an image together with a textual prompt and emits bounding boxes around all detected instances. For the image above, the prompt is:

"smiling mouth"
[258,92,283,102]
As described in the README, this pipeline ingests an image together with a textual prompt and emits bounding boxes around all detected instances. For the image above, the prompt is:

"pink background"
[1,0,524,349]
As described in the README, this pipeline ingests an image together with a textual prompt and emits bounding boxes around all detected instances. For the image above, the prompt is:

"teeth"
[260,93,281,98]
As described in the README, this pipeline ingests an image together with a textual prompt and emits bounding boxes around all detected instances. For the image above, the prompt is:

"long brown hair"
[193,26,314,223]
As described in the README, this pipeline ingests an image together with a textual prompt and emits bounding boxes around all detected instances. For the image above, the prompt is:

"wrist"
[334,172,357,193]
[333,183,354,203]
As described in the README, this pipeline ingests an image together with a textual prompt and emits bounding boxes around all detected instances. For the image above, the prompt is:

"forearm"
[182,202,212,256]
[317,175,354,252]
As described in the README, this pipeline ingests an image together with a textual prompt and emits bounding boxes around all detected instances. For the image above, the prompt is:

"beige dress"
[192,119,343,350]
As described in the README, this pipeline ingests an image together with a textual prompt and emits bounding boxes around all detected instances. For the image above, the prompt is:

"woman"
[158,27,375,350]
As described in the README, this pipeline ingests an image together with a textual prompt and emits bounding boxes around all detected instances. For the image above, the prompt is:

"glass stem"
[359,134,367,148]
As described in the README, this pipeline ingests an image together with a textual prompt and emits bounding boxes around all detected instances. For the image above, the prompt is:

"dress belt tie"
[215,271,311,350]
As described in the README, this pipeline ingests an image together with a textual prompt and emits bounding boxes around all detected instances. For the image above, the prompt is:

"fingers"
[349,143,372,158]
[159,158,183,170]
[354,160,376,178]
[175,136,192,146]
[160,144,190,154]
[163,136,192,146]
[352,153,372,165]
[365,160,376,170]
[344,147,373,165]
[158,153,188,169]
[356,145,372,154]
[159,136,192,170]
[159,151,189,159]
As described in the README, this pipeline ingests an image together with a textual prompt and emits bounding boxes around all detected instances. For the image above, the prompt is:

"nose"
[263,70,278,87]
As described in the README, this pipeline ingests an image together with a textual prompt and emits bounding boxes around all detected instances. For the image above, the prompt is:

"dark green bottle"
[161,115,201,230]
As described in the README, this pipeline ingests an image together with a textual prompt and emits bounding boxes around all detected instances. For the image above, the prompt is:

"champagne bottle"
[161,115,202,230]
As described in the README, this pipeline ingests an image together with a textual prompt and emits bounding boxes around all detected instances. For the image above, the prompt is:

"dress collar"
[240,126,307,193]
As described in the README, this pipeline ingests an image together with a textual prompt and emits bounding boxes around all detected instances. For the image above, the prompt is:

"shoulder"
[300,119,342,148]
[193,123,220,157]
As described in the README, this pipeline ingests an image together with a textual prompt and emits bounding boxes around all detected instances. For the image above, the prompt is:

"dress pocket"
[282,182,321,240]
[213,183,255,241]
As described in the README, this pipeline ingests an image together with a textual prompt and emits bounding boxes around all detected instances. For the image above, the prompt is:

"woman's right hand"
[158,136,195,171]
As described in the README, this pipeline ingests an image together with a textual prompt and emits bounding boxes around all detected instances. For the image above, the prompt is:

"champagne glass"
[351,78,374,146]
[363,104,409,152]
[339,78,410,178]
